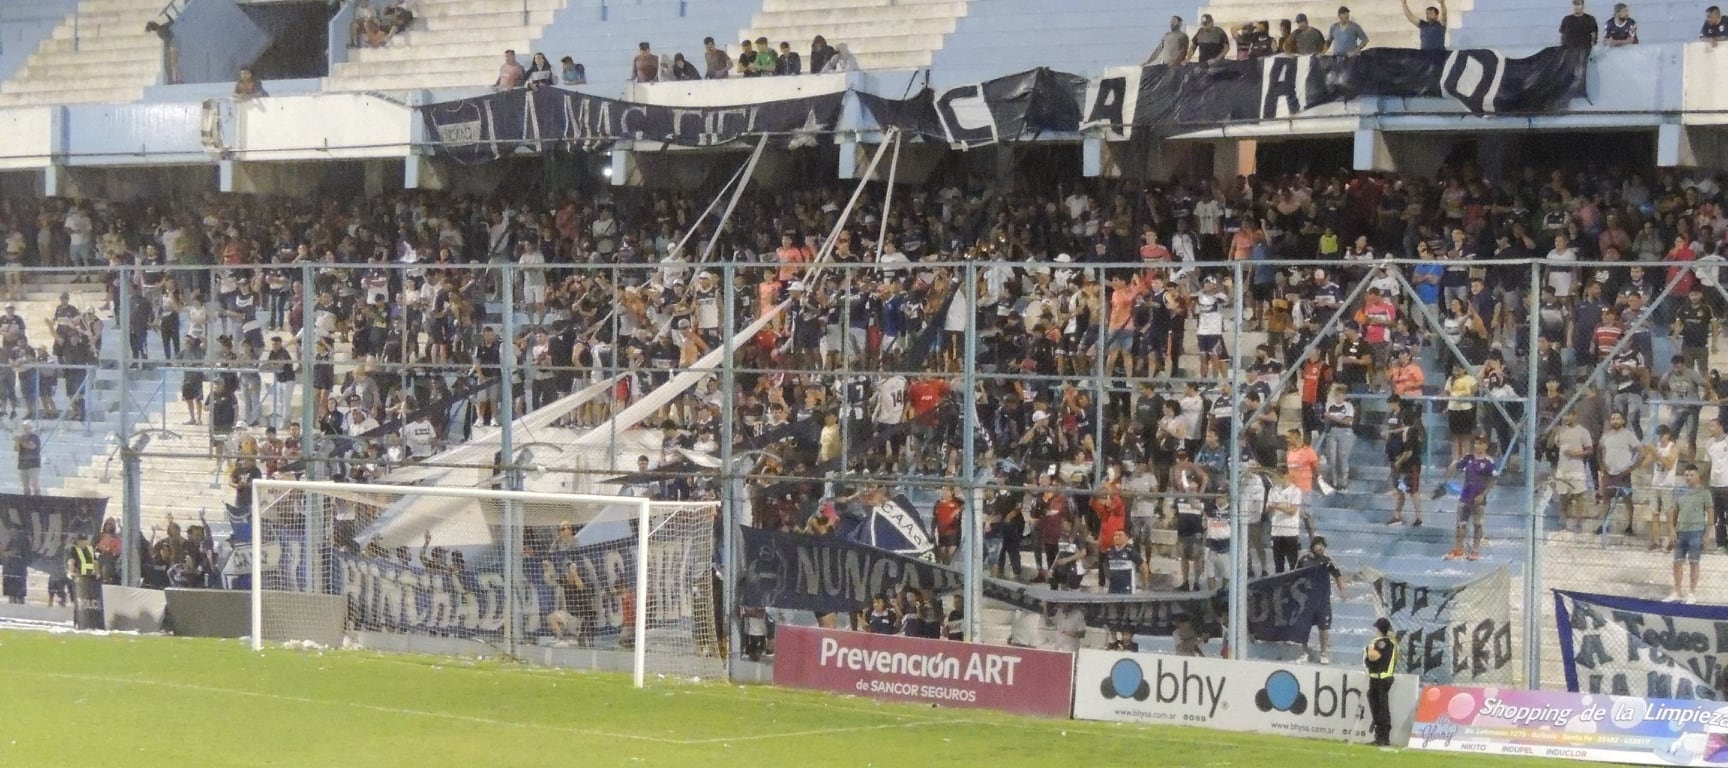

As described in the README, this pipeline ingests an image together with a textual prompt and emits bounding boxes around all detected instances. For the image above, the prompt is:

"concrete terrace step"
[347,37,535,64]
[0,86,145,105]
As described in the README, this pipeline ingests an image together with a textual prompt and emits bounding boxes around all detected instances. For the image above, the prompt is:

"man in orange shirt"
[1388,346,1426,398]
[1284,429,1320,536]
[1104,271,1145,379]
[932,487,963,564]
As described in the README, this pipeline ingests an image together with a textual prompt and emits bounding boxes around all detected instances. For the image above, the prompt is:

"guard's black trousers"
[1368,676,1395,745]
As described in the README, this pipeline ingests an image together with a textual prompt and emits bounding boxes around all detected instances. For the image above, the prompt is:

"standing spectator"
[1319,384,1356,491]
[809,35,836,73]
[750,37,779,75]
[1402,0,1448,50]
[1327,6,1370,56]
[861,593,896,634]
[1705,5,1728,43]
[1444,435,1498,560]
[1560,0,1599,49]
[670,53,700,81]
[1267,471,1304,572]
[15,419,41,495]
[560,56,586,85]
[1589,413,1645,532]
[1603,3,1638,46]
[1144,16,1189,66]
[145,19,180,84]
[632,42,660,83]
[1190,15,1230,63]
[736,39,758,77]
[1297,537,1347,663]
[1101,530,1147,594]
[775,42,801,75]
[1385,397,1427,526]
[1709,419,1728,551]
[703,37,732,78]
[1649,425,1682,551]
[1445,362,1479,466]
[494,50,525,89]
[1291,14,1327,55]
[525,53,555,90]
[64,206,92,275]
[1555,410,1597,535]
[1670,464,1708,602]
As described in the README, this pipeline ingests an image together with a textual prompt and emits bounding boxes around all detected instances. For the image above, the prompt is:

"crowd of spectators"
[0,157,1726,616]
[1149,1,1728,66]
[493,34,852,89]
[349,0,416,49]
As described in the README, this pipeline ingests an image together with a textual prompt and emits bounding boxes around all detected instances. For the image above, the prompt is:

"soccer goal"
[248,479,723,686]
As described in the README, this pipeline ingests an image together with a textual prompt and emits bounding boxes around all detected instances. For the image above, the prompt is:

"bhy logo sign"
[1099,658,1227,719]
[1255,669,1368,720]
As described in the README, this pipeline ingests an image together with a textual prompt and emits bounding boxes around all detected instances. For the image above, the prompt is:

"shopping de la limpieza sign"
[772,626,1074,717]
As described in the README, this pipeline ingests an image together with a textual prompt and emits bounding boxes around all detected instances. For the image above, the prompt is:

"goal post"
[248,479,723,686]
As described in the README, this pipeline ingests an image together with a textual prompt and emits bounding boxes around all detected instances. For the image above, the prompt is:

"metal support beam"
[1240,273,1377,430]
[1541,267,1688,433]
[1226,260,1248,657]
[1387,269,1523,454]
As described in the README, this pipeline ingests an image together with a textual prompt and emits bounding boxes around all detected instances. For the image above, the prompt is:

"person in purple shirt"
[1443,434,1497,561]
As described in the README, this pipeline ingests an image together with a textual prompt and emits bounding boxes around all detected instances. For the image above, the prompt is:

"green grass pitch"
[0,631,1553,767]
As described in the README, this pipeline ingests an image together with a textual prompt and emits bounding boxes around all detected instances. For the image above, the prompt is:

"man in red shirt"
[932,487,963,564]
[907,376,949,422]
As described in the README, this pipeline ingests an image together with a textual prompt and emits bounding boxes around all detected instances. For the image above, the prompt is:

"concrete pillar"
[219,160,236,193]
[1214,140,1255,184]
[1353,128,1391,172]
[609,149,629,186]
[836,140,859,179]
[363,160,387,198]
[405,156,448,190]
[43,165,66,198]
[1083,137,1103,177]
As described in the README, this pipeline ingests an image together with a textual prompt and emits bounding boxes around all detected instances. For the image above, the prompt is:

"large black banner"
[424,48,1586,160]
[739,528,1331,641]
[1114,46,1587,135]
[0,494,108,571]
[982,565,1332,640]
[425,85,847,163]
[739,527,962,615]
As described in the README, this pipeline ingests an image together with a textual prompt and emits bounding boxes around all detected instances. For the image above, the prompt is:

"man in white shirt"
[1552,410,1595,534]
[1267,472,1304,573]
[1706,420,1728,550]
[518,241,547,326]
[1547,233,1577,302]
[64,206,93,275]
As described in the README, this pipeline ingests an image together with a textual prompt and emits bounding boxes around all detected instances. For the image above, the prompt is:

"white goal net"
[247,480,723,686]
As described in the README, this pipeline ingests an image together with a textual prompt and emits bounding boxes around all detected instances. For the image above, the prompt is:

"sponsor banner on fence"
[1554,590,1725,700]
[1410,685,1728,765]
[1366,566,1514,685]
[0,494,108,571]
[772,625,1075,717]
[1071,649,1418,744]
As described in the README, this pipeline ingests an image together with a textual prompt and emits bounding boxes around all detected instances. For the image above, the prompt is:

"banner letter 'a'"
[1260,56,1309,120]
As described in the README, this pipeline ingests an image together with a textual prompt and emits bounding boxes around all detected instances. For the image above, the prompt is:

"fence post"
[499,263,520,657]
[1523,258,1544,688]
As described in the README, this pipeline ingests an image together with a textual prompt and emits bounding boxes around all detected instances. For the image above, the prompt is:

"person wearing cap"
[1291,13,1326,54]
[1561,0,1598,48]
[1365,616,1399,746]
[15,418,41,495]
[1189,13,1230,63]
[1401,0,1448,50]
[1327,6,1369,56]
[1298,537,1347,663]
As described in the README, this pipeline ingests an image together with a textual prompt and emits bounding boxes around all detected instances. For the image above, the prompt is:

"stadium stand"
[0,0,172,106]
[326,0,568,92]
[928,0,1191,85]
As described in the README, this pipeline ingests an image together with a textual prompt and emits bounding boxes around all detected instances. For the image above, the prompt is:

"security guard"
[1364,617,1398,747]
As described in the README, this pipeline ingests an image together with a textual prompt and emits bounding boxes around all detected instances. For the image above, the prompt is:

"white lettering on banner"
[1368,566,1514,685]
[1558,595,1724,700]
[1070,649,1419,745]
[816,636,1026,684]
